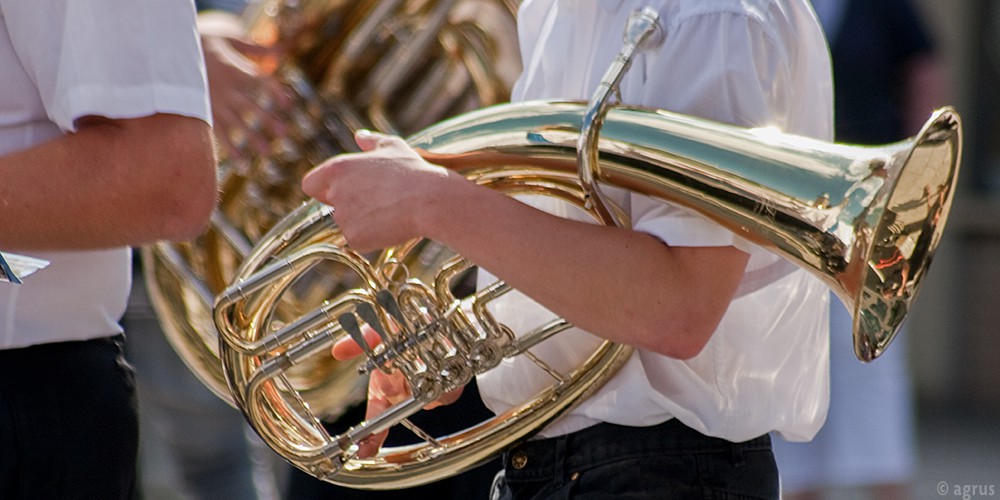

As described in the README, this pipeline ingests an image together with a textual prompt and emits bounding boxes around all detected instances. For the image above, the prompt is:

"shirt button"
[511,450,528,469]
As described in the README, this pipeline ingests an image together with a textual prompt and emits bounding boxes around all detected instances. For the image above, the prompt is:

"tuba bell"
[211,10,962,488]
[142,0,520,406]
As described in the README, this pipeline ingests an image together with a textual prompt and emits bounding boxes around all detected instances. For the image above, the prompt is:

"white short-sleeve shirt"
[0,0,210,348]
[476,0,834,442]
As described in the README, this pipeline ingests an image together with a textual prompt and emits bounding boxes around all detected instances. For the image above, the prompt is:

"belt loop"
[554,434,569,481]
[730,441,745,467]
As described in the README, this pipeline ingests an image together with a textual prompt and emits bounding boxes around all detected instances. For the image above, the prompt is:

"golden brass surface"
[143,0,519,405]
[212,100,961,487]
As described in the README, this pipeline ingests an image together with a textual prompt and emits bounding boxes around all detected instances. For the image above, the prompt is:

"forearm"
[417,174,749,358]
[303,132,749,358]
[0,114,217,251]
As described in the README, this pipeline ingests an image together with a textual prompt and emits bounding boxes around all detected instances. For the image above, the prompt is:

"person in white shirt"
[309,0,833,497]
[0,1,217,498]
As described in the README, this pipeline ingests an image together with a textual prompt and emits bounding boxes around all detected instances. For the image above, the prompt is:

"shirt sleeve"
[631,9,793,129]
[1,0,211,132]
[624,9,792,266]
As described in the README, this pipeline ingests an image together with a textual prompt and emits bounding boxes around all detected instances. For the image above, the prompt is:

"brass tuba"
[142,0,520,405]
[211,10,962,488]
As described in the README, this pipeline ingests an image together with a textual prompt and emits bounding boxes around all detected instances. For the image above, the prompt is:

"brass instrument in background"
[142,0,520,406]
[211,9,962,489]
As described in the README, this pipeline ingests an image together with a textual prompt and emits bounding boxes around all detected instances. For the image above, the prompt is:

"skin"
[202,35,290,157]
[0,113,217,251]
[198,10,292,159]
[304,129,750,457]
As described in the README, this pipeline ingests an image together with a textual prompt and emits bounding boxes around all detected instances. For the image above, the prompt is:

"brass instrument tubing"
[358,299,463,374]
[324,0,406,94]
[251,323,340,378]
[216,243,368,314]
[364,0,458,100]
[470,279,512,342]
[236,292,369,356]
[215,245,385,352]
[577,7,664,226]
[400,419,444,449]
[507,318,573,355]
[279,203,336,244]
[363,0,461,133]
[155,244,217,307]
[210,210,255,258]
[331,397,428,455]
[219,257,301,307]
[521,350,568,385]
[342,0,405,62]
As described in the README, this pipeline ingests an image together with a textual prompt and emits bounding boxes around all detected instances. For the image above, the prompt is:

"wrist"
[414,170,477,244]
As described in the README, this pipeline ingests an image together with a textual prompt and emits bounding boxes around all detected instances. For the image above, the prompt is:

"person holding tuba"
[304,0,834,498]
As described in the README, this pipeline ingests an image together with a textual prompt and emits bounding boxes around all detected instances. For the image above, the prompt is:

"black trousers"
[494,419,779,499]
[0,335,138,500]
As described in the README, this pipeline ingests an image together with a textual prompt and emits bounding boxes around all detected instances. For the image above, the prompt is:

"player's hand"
[332,328,465,458]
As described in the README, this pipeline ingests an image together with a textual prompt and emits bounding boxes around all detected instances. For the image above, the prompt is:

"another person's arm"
[0,1,218,252]
[198,10,291,158]
[0,113,217,251]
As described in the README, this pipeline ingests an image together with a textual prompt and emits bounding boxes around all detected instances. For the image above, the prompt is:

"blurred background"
[876,0,1000,498]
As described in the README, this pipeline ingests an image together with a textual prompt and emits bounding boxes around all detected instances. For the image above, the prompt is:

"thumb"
[353,129,399,152]
[301,159,332,200]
